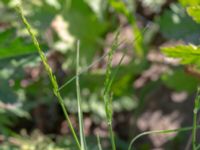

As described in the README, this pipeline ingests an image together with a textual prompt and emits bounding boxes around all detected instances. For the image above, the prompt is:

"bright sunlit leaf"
[161,45,200,65]
[187,6,200,24]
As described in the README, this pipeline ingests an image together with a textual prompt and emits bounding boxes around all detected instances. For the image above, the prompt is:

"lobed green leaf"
[161,45,200,65]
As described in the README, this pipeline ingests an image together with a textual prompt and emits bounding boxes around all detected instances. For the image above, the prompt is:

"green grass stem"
[102,25,149,150]
[58,36,126,91]
[193,86,200,150]
[97,134,103,150]
[108,0,146,58]
[76,41,87,150]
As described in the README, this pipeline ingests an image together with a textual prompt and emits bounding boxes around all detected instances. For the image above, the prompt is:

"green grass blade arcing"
[128,86,200,150]
[15,5,81,150]
[76,41,87,150]
[128,125,200,150]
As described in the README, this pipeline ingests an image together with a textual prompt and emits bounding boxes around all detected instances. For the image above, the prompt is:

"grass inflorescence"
[15,4,81,150]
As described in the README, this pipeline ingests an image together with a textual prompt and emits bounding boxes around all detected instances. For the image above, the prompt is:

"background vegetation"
[1,0,200,149]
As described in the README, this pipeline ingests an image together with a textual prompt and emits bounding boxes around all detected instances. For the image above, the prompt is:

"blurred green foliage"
[1,0,200,149]
[157,3,200,44]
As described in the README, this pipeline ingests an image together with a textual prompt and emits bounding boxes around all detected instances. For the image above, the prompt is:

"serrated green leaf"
[161,45,200,65]
[187,6,200,24]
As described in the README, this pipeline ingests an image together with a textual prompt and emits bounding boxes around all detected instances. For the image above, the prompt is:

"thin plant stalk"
[102,25,149,150]
[193,86,200,150]
[58,39,125,91]
[58,25,149,92]
[184,116,200,150]
[107,25,149,91]
[97,134,103,150]
[108,119,116,150]
[108,0,146,58]
[76,41,87,150]
[15,5,81,150]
